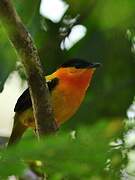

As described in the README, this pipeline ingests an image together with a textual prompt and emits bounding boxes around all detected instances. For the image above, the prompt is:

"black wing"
[14,78,59,112]
[14,88,32,112]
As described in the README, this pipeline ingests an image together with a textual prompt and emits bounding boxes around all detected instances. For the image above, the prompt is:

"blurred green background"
[0,0,135,179]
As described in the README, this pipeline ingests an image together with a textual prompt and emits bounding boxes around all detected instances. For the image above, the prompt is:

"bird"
[8,58,101,146]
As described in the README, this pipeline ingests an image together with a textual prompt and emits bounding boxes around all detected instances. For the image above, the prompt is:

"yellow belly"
[18,85,85,128]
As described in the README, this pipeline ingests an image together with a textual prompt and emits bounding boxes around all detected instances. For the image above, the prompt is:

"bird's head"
[55,58,101,89]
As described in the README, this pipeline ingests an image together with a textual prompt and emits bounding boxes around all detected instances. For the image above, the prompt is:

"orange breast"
[52,82,86,125]
[51,68,94,125]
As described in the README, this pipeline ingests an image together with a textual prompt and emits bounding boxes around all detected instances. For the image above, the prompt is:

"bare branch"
[0,0,57,136]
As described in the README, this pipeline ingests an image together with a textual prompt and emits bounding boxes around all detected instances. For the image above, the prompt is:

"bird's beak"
[88,62,101,69]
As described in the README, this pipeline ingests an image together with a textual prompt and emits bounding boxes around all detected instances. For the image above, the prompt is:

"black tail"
[8,113,27,146]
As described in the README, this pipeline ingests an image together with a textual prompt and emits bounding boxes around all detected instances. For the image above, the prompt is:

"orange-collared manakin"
[8,58,101,145]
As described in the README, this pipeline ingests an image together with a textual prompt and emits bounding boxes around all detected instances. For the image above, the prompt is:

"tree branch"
[0,0,57,136]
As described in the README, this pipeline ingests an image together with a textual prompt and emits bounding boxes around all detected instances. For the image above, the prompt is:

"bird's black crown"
[60,58,101,69]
